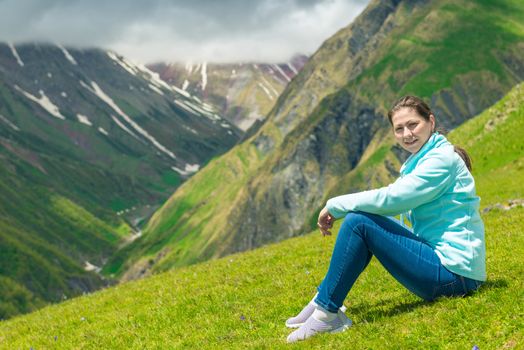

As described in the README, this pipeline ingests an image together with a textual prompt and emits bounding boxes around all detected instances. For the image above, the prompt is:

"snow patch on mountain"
[174,99,200,115]
[184,100,221,120]
[8,43,24,67]
[98,127,109,136]
[15,86,66,120]
[287,62,298,75]
[133,62,173,92]
[84,261,101,273]
[272,64,291,82]
[81,80,177,160]
[0,113,20,131]
[201,102,215,113]
[173,85,191,98]
[182,79,189,91]
[260,76,279,97]
[107,51,138,76]
[201,62,208,90]
[110,114,141,141]
[76,114,92,126]
[257,82,274,100]
[172,163,200,176]
[148,84,164,96]
[183,125,198,135]
[185,62,193,74]
[57,44,78,65]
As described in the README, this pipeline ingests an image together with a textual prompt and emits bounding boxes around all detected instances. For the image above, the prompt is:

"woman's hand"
[317,206,335,236]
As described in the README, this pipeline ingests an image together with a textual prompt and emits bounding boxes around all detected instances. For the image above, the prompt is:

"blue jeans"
[315,212,483,312]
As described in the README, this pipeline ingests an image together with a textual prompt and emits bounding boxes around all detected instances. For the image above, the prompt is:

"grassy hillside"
[112,0,524,279]
[0,163,130,319]
[0,82,522,349]
[103,141,264,278]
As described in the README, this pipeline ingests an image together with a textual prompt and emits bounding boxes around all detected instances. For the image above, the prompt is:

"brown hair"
[388,96,472,171]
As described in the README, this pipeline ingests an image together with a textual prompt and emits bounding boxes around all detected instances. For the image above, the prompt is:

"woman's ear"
[430,114,436,132]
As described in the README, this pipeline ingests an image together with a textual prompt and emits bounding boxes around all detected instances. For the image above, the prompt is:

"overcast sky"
[0,0,369,64]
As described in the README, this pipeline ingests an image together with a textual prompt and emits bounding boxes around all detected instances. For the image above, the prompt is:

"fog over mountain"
[0,0,368,63]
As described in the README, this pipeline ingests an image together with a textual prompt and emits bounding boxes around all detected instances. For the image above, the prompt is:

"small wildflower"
[472,346,480,350]
[305,270,310,275]
[240,315,246,321]
[80,317,86,321]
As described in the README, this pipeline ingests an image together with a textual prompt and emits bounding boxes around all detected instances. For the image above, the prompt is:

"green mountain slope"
[0,82,522,348]
[0,43,243,318]
[0,43,242,223]
[0,162,129,319]
[113,0,524,278]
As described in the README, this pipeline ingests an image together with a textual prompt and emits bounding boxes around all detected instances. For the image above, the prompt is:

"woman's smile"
[391,107,435,154]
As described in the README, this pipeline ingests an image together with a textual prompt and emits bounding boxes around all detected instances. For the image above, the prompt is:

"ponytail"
[454,146,472,171]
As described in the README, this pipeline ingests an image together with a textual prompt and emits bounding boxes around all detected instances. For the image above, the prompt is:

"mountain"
[0,43,242,317]
[0,43,243,223]
[1,81,522,347]
[111,0,524,280]
[148,55,308,131]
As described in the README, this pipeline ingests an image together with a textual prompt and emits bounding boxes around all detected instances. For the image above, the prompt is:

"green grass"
[0,207,521,349]
[1,83,523,350]
[447,83,524,206]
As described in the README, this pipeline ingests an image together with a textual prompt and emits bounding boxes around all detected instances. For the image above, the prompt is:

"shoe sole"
[286,318,353,343]
[329,319,352,334]
[285,322,304,329]
[285,306,348,329]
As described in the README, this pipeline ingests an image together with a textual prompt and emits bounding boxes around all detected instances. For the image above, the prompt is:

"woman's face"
[391,107,435,154]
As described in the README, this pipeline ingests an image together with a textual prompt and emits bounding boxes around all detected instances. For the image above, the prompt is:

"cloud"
[0,0,368,63]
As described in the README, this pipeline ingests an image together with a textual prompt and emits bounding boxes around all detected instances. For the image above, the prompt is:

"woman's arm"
[326,148,456,219]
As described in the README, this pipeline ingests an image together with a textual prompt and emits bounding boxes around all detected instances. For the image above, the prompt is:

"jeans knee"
[341,212,371,234]
[341,212,372,234]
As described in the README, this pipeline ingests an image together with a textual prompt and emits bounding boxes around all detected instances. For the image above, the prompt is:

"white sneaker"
[286,311,352,343]
[286,302,347,328]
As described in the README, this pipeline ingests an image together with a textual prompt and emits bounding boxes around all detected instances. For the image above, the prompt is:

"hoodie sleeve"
[326,148,455,219]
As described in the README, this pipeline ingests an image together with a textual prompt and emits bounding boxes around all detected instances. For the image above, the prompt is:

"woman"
[286,96,486,343]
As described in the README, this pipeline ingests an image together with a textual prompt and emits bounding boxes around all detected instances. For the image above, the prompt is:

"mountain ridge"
[148,55,308,131]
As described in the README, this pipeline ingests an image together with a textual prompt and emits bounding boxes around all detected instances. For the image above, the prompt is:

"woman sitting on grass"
[286,96,486,343]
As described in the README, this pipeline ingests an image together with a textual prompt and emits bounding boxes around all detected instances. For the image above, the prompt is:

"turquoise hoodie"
[326,133,486,281]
